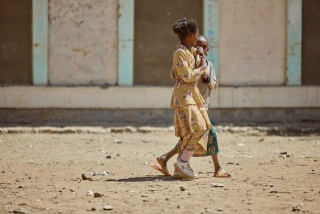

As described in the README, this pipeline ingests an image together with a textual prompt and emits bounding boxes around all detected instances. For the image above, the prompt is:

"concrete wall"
[1,86,319,109]
[1,86,319,125]
[134,0,203,86]
[0,0,32,85]
[219,0,286,86]
[1,0,319,124]
[48,0,118,86]
[302,0,320,85]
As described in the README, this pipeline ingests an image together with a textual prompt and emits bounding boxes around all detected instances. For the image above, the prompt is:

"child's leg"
[207,126,230,177]
[180,150,194,162]
[157,144,178,167]
[151,144,178,176]
[211,154,221,172]
[211,154,231,178]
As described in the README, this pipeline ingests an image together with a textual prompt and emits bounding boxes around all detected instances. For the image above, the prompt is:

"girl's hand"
[197,46,204,57]
[202,73,208,81]
[199,58,206,67]
[199,59,207,75]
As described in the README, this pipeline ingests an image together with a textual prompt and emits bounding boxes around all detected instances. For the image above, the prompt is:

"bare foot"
[156,156,167,168]
[149,156,170,176]
[213,168,231,178]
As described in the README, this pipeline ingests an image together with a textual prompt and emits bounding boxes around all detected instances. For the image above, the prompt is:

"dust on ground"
[0,124,319,214]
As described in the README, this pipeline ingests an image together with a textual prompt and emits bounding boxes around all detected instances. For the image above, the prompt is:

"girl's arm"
[206,61,218,90]
[174,50,206,83]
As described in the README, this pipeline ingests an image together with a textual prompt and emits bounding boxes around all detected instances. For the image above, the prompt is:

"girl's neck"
[181,42,192,51]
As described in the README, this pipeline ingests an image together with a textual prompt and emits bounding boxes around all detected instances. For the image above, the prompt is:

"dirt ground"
[0,125,319,214]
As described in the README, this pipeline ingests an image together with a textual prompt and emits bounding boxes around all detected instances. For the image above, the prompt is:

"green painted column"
[286,0,302,85]
[203,0,220,77]
[118,0,134,86]
[32,0,48,85]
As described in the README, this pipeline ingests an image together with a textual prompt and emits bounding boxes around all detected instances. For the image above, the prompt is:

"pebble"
[86,190,94,196]
[229,127,248,133]
[211,183,225,187]
[106,155,112,159]
[12,207,31,214]
[94,192,104,197]
[179,185,187,191]
[113,139,122,144]
[110,126,136,133]
[292,203,303,212]
[82,173,93,180]
[227,162,240,165]
[138,127,170,133]
[103,205,113,210]
[93,171,110,176]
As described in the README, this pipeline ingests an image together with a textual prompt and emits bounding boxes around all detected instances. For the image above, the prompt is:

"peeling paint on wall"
[48,0,118,86]
[219,0,286,86]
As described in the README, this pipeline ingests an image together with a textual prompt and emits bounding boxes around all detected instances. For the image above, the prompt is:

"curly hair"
[172,18,198,41]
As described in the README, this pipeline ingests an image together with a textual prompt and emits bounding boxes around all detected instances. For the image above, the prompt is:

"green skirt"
[193,126,220,156]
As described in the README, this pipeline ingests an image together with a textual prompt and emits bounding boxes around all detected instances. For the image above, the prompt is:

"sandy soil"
[0,126,319,214]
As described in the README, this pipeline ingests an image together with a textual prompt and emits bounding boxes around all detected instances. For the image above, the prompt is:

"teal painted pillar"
[118,0,134,86]
[286,0,302,85]
[32,0,48,85]
[203,0,220,77]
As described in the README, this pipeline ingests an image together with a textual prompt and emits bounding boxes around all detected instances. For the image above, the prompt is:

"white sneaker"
[188,163,199,179]
[172,169,185,179]
[173,169,199,179]
[174,161,198,179]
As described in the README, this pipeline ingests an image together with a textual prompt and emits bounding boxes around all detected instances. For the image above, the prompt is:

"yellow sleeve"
[173,50,202,83]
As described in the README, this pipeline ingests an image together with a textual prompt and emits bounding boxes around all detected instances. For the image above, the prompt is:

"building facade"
[0,0,319,125]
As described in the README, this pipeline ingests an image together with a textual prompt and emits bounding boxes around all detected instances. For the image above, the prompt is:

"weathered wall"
[48,0,118,86]
[134,0,203,86]
[302,0,320,85]
[0,0,32,85]
[1,108,320,126]
[219,0,286,86]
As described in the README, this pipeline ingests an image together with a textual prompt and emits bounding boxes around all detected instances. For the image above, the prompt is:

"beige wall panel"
[48,0,118,85]
[219,0,286,85]
[307,87,318,107]
[0,87,319,109]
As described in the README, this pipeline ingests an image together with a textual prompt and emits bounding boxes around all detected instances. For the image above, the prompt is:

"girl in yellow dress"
[150,35,231,179]
[170,18,210,179]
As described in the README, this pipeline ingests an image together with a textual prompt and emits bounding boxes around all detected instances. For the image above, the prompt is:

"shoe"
[187,163,199,179]
[174,161,198,179]
[173,169,199,179]
[172,169,185,179]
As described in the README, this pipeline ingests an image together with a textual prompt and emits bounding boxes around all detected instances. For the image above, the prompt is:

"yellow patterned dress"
[170,45,211,156]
